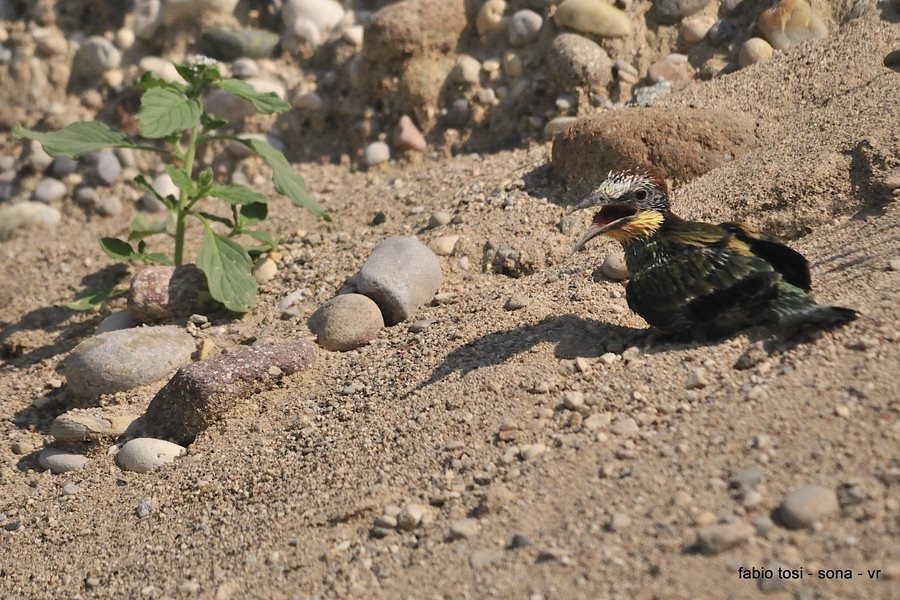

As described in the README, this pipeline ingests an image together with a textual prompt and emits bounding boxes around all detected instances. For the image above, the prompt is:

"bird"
[571,168,857,339]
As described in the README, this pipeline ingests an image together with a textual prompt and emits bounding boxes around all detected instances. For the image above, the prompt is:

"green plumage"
[623,214,857,338]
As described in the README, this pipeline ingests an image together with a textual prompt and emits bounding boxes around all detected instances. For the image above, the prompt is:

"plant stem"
[173,125,201,265]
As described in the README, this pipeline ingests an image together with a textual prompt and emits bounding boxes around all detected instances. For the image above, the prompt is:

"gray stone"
[633,80,673,106]
[28,140,53,172]
[94,150,122,185]
[449,518,480,540]
[651,0,709,24]
[354,236,442,325]
[696,520,754,554]
[282,0,344,33]
[97,195,123,216]
[427,210,452,229]
[708,19,738,46]
[116,438,185,473]
[611,417,638,435]
[730,465,765,490]
[504,293,529,311]
[74,187,100,209]
[509,10,543,47]
[548,33,612,90]
[397,503,428,531]
[143,341,316,443]
[445,99,470,129]
[38,449,90,474]
[779,485,839,529]
[308,294,384,351]
[33,178,67,203]
[451,55,481,84]
[203,88,257,122]
[49,156,78,178]
[62,326,196,400]
[0,202,61,238]
[601,251,628,280]
[61,483,79,496]
[73,36,121,78]
[363,141,390,167]
[231,58,260,78]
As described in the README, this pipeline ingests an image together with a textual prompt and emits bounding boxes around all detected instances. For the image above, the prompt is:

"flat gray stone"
[779,485,839,529]
[696,520,754,555]
[143,340,316,443]
[354,236,442,325]
[38,449,90,474]
[33,178,67,203]
[62,326,195,399]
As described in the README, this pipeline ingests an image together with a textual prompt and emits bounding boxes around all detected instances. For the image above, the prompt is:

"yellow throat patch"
[605,210,664,243]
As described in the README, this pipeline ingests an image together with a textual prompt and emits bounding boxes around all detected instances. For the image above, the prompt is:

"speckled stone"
[308,294,384,351]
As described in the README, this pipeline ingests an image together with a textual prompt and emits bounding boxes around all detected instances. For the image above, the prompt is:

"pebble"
[282,0,344,33]
[49,156,78,178]
[38,449,90,474]
[679,16,715,44]
[554,0,631,38]
[143,341,316,443]
[520,443,546,460]
[562,391,584,410]
[778,485,839,529]
[136,499,158,518]
[0,202,61,238]
[652,0,709,23]
[427,210,452,228]
[73,36,121,78]
[449,518,480,540]
[601,251,628,280]
[308,294,384,352]
[544,117,578,137]
[278,289,306,311]
[685,368,709,389]
[139,56,184,84]
[204,87,258,122]
[730,465,765,490]
[739,38,774,68]
[51,408,140,442]
[508,533,532,549]
[752,515,776,536]
[397,503,428,531]
[28,140,53,172]
[408,318,437,333]
[888,258,900,272]
[62,325,195,400]
[504,293,529,311]
[509,10,542,47]
[734,341,767,369]
[231,58,260,79]
[151,172,179,202]
[758,0,828,51]
[430,235,459,256]
[252,257,278,283]
[97,195,123,217]
[633,80,673,106]
[476,0,506,37]
[470,549,503,569]
[128,265,215,322]
[394,115,427,152]
[11,441,34,455]
[61,483,78,496]
[116,438,185,473]
[696,521,755,555]
[611,417,638,436]
[353,236,442,325]
[451,55,481,84]
[363,141,390,167]
[606,512,631,532]
[33,178,67,203]
[445,99,470,128]
[648,55,694,84]
[583,413,611,430]
[549,33,612,90]
[94,150,122,185]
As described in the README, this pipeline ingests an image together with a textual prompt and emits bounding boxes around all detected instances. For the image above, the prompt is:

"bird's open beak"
[573,205,638,251]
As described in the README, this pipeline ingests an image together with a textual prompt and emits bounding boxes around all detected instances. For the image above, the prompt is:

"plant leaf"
[11,122,133,159]
[136,87,202,139]
[197,229,256,313]
[239,202,267,225]
[242,229,277,250]
[165,164,195,196]
[141,252,175,266]
[201,113,228,132]
[133,174,175,210]
[128,215,169,240]
[136,70,186,92]
[213,79,290,114]
[244,139,330,220]
[195,211,234,228]
[64,287,118,311]
[208,184,268,205]
[99,237,136,261]
[198,167,213,190]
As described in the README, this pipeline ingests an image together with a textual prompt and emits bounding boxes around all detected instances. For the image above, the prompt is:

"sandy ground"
[1,11,899,600]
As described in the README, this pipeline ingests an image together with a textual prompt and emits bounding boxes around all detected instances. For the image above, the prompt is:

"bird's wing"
[717,222,811,292]
[626,220,779,332]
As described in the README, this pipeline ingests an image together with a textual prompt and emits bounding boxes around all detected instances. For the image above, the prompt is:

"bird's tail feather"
[772,282,858,330]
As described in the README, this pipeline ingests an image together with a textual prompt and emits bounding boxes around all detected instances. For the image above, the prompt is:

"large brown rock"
[551,108,757,195]
[142,341,316,443]
[364,0,468,63]
[128,265,216,323]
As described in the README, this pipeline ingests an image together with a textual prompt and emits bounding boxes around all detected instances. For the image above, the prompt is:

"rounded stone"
[354,236,443,325]
[548,33,612,90]
[308,294,384,352]
[97,195,123,217]
[427,210,452,229]
[282,0,345,33]
[758,0,827,51]
[291,90,323,110]
[779,485,839,529]
[62,326,196,399]
[0,202,61,238]
[394,115,427,152]
[651,0,709,23]
[49,156,78,178]
[601,251,628,280]
[94,150,122,185]
[38,449,90,474]
[509,10,542,47]
[116,438,185,473]
[252,257,278,283]
[73,36,121,78]
[680,15,715,44]
[363,141,391,167]
[429,235,459,256]
[451,55,481,85]
[476,0,506,37]
[648,56,694,84]
[707,19,738,46]
[33,178,67,203]
[231,57,260,78]
[95,310,136,334]
[445,99,470,129]
[554,0,631,38]
[739,37,775,68]
[128,265,214,323]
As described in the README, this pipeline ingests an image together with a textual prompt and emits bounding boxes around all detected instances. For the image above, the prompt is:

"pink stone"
[393,115,427,152]
[680,15,715,44]
[648,58,695,84]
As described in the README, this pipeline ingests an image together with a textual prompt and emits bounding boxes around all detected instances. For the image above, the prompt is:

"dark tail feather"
[780,304,858,330]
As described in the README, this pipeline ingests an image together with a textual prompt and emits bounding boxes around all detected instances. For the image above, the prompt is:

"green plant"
[13,58,330,313]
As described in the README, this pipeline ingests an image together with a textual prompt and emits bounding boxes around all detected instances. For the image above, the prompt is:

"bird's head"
[571,168,670,250]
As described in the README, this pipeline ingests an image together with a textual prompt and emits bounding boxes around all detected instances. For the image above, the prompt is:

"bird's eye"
[635,190,648,201]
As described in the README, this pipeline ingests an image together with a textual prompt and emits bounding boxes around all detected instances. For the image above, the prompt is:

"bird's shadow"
[423,314,643,387]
